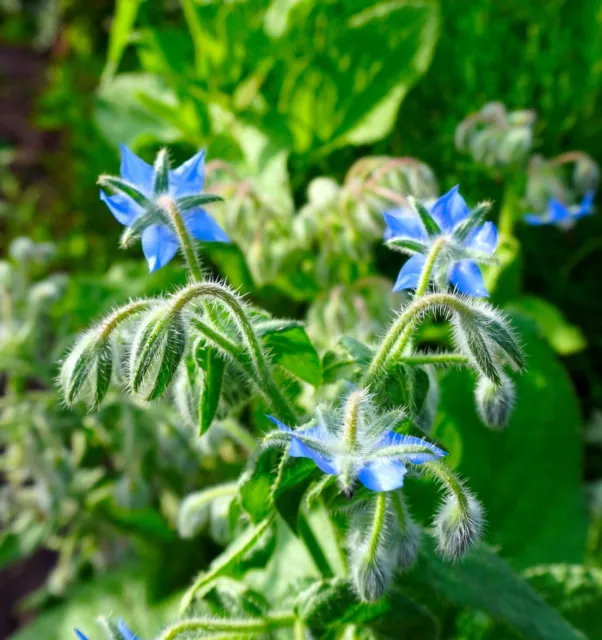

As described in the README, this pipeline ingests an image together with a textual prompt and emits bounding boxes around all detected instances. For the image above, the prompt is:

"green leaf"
[432,315,588,568]
[524,564,602,640]
[203,243,256,293]
[508,295,587,356]
[407,541,585,640]
[238,447,278,523]
[273,457,319,533]
[102,0,144,80]
[260,323,322,386]
[196,347,226,435]
[178,483,237,539]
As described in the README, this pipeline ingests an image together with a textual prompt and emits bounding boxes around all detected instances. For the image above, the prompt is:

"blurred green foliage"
[2,0,602,638]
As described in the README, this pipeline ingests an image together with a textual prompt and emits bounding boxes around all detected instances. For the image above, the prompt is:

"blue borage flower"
[74,618,139,640]
[100,145,229,272]
[266,402,446,494]
[383,185,497,297]
[523,190,595,228]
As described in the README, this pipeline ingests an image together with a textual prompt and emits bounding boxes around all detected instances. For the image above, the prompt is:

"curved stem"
[365,493,387,563]
[162,198,204,281]
[415,237,446,297]
[398,352,468,366]
[364,293,467,385]
[172,283,297,423]
[422,461,468,512]
[158,610,295,640]
[180,514,275,614]
[99,299,152,340]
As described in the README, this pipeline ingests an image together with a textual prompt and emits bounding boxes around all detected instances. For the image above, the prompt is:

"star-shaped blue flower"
[384,185,497,298]
[523,190,595,228]
[267,415,446,493]
[100,145,229,272]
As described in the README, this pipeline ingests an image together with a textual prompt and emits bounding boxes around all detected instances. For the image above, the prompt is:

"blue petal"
[430,185,470,232]
[576,190,595,218]
[119,144,154,195]
[118,619,139,640]
[171,150,205,198]
[548,198,569,224]
[378,431,446,464]
[465,221,498,255]
[392,254,426,292]
[74,631,89,640]
[523,213,548,226]
[383,207,427,242]
[185,209,230,243]
[357,460,407,492]
[449,259,489,297]
[141,224,179,272]
[266,416,336,475]
[100,190,141,226]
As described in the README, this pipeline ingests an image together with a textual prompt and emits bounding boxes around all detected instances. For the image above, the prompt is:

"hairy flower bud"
[573,155,600,194]
[475,372,515,429]
[129,304,186,401]
[434,492,484,560]
[351,552,391,602]
[60,329,113,409]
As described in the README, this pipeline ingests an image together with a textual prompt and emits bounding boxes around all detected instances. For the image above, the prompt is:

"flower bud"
[351,553,391,602]
[129,305,186,401]
[573,155,600,194]
[60,329,113,409]
[390,492,421,570]
[434,492,484,560]
[475,372,515,429]
[9,237,36,262]
[308,177,340,207]
[0,260,13,288]
[498,127,532,166]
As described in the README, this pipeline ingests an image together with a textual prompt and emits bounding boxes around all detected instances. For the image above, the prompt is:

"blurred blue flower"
[117,619,140,640]
[100,145,229,272]
[523,190,595,228]
[74,631,88,640]
[267,414,446,493]
[384,185,497,297]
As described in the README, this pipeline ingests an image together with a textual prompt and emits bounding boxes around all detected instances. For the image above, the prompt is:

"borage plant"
[63,146,526,639]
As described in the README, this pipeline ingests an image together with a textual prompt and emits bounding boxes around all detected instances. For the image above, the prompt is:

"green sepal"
[452,201,491,241]
[386,236,429,255]
[177,193,224,212]
[411,197,441,236]
[152,148,170,195]
[98,174,151,208]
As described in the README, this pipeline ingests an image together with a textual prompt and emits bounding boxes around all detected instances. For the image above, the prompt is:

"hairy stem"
[415,236,446,297]
[98,299,152,340]
[162,197,204,281]
[365,493,387,562]
[158,610,295,640]
[364,293,467,384]
[172,283,297,423]
[180,514,275,614]
[422,461,468,512]
[398,352,468,366]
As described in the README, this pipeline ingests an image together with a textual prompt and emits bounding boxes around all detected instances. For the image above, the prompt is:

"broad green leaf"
[95,74,182,149]
[238,447,278,523]
[406,541,584,640]
[508,295,587,356]
[273,457,319,533]
[523,564,602,640]
[203,243,256,292]
[260,324,322,386]
[102,0,144,80]
[196,347,226,435]
[432,315,588,568]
